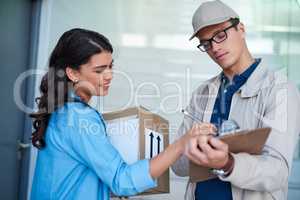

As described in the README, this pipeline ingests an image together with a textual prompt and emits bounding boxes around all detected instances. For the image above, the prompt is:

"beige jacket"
[172,60,300,200]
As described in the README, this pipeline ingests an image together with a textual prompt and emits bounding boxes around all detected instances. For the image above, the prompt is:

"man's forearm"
[219,152,288,192]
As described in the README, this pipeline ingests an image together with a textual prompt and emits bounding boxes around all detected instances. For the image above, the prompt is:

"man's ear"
[65,67,79,82]
[238,22,246,38]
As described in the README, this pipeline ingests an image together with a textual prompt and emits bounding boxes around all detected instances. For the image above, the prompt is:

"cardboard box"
[103,106,170,195]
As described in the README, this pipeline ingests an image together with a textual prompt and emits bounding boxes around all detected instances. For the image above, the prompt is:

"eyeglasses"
[197,18,240,52]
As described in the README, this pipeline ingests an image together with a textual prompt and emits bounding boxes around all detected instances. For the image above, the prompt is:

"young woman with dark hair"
[30,28,210,200]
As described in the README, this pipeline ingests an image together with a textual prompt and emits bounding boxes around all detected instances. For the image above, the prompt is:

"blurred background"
[1,0,299,199]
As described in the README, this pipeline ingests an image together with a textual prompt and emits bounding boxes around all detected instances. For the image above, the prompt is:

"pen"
[181,109,217,137]
[181,109,202,123]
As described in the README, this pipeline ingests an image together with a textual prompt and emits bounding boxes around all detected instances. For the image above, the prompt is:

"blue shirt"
[195,59,261,200]
[31,95,156,200]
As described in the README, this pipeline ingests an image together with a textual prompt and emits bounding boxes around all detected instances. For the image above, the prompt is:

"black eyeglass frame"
[197,18,240,52]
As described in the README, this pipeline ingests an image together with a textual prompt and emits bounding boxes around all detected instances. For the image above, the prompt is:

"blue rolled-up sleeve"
[129,159,157,193]
[67,108,157,196]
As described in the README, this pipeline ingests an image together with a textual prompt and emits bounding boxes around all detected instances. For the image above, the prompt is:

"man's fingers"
[198,141,226,162]
[199,142,214,155]
[209,137,228,152]
[197,135,214,149]
[186,150,208,165]
[184,137,209,165]
[188,143,205,160]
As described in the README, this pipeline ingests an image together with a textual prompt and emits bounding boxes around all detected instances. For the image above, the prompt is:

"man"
[172,0,300,200]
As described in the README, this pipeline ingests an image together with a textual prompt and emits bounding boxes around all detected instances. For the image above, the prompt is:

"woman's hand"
[181,123,217,164]
[149,123,223,179]
[181,123,232,170]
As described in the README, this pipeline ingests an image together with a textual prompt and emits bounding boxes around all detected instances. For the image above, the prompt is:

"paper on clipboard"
[189,127,271,182]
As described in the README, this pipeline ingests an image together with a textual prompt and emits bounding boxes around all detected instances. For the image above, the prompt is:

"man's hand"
[184,124,231,170]
[183,123,218,165]
[197,137,230,169]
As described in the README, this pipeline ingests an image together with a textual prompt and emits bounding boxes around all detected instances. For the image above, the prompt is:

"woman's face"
[72,52,113,97]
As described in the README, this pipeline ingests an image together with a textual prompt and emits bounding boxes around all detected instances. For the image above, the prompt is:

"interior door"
[0,0,40,199]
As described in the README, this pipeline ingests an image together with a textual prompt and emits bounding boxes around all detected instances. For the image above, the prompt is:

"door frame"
[18,0,42,199]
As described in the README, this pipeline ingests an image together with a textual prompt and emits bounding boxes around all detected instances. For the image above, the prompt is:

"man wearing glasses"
[172,0,300,200]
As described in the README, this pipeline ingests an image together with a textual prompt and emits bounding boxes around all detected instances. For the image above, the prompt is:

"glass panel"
[32,0,300,199]
[42,0,300,162]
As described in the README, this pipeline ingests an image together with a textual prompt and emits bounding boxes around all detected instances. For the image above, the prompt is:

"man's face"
[196,20,245,70]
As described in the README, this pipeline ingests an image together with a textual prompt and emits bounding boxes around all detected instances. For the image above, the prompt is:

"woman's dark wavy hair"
[30,28,113,149]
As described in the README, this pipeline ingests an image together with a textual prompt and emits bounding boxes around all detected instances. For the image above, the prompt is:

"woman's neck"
[74,88,91,103]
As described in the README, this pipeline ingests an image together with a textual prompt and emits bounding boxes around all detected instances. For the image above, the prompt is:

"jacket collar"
[239,59,268,98]
[207,59,269,98]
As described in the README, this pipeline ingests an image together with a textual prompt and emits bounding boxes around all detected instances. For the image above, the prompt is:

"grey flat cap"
[190,0,239,40]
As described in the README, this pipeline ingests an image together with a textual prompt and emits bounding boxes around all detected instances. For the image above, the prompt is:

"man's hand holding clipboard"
[189,127,271,182]
[181,109,271,182]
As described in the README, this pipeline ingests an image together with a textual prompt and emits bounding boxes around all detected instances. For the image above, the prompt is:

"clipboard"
[189,127,271,182]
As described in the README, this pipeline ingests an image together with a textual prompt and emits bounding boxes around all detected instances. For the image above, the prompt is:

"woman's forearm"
[149,138,184,178]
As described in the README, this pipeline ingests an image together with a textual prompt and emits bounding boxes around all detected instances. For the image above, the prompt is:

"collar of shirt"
[68,90,82,102]
[68,90,108,131]
[221,58,261,90]
[210,58,262,129]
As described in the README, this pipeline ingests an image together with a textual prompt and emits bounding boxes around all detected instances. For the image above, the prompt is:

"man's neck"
[223,51,254,80]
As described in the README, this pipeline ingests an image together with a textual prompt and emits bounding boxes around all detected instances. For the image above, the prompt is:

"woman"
[30,28,208,200]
